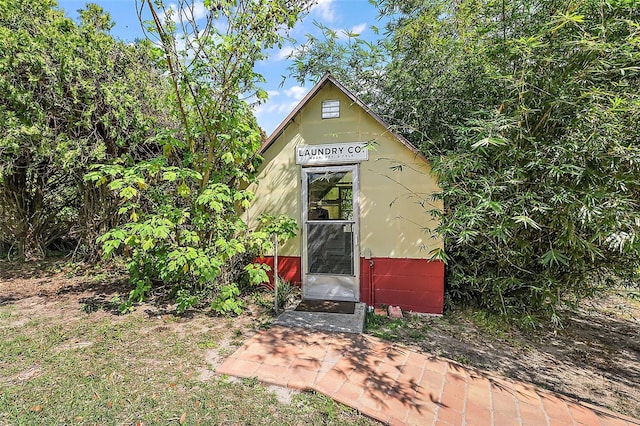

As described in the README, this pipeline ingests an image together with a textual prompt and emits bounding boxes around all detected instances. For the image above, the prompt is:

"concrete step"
[274,301,367,334]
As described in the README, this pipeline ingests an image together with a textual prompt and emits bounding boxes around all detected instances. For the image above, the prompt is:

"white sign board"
[295,142,369,165]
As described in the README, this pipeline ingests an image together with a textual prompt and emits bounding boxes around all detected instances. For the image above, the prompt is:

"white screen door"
[301,165,359,301]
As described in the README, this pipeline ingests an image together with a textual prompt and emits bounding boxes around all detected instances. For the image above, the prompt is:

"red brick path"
[217,326,639,426]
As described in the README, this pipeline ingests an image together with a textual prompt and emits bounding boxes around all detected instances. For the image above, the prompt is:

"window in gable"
[321,100,340,119]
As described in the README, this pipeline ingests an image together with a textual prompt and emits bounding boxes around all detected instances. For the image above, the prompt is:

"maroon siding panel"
[360,257,372,305]
[363,258,444,314]
[257,256,444,314]
[255,256,302,288]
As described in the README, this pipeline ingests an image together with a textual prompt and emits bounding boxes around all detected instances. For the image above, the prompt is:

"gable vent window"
[322,100,340,119]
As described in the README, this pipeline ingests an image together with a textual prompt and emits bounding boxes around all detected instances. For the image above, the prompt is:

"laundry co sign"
[295,142,369,165]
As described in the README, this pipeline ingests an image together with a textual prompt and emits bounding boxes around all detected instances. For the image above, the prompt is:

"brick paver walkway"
[217,326,639,426]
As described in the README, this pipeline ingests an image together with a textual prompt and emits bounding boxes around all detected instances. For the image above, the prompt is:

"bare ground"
[368,293,640,419]
[1,259,378,425]
[1,259,639,421]
[0,259,268,374]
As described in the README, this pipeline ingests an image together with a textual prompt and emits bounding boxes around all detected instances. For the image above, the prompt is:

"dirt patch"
[0,259,128,305]
[1,258,248,343]
[368,293,640,419]
[7,365,42,384]
[0,259,295,395]
[2,259,638,421]
[0,260,375,425]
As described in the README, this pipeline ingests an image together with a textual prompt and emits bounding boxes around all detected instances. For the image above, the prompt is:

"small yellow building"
[247,73,444,314]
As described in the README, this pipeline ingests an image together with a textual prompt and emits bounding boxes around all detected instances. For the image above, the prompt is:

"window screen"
[322,100,340,119]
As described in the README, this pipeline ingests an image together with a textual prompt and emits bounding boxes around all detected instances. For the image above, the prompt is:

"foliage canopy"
[1,0,303,315]
[291,0,640,323]
[0,0,169,259]
[87,0,306,313]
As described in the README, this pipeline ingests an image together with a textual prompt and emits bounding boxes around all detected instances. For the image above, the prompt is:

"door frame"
[301,164,360,301]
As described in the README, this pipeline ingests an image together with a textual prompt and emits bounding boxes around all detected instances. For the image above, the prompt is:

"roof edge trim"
[260,72,428,164]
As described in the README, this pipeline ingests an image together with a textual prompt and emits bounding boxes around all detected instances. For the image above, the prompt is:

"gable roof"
[261,72,428,163]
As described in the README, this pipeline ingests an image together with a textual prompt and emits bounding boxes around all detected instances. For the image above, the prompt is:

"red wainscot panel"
[359,258,372,305]
[254,256,302,289]
[255,256,444,314]
[360,257,444,315]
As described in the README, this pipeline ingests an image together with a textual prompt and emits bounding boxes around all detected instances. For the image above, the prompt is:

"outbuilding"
[246,73,444,314]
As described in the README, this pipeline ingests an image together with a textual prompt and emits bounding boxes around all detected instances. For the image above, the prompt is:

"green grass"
[366,316,405,340]
[364,307,531,359]
[365,310,434,342]
[0,306,377,425]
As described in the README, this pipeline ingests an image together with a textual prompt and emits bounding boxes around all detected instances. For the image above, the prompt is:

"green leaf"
[109,180,125,190]
[512,215,541,230]
[142,238,155,251]
[119,186,138,200]
[221,152,234,164]
[177,182,190,197]
[471,137,507,149]
[428,248,449,264]
[541,249,569,267]
[163,171,177,182]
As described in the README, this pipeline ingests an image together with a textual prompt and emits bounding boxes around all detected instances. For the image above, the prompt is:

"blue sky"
[56,0,385,136]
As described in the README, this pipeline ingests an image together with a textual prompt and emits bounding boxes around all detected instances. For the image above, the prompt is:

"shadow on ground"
[376,296,640,418]
[0,259,183,317]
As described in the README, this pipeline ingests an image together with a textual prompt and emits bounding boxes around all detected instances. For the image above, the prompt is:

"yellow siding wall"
[244,82,443,258]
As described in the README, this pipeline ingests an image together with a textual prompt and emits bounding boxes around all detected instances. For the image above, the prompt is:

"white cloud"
[161,1,207,24]
[284,86,307,101]
[255,100,298,115]
[277,46,295,60]
[311,0,336,23]
[350,23,367,35]
[269,44,305,62]
[190,1,207,21]
[337,23,367,40]
[253,84,311,133]
[280,100,302,113]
